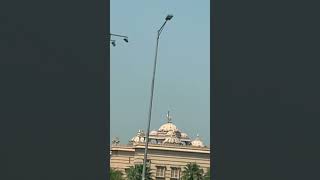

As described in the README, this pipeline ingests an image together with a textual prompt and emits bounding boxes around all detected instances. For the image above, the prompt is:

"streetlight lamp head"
[123,37,128,43]
[111,41,116,47]
[166,14,173,21]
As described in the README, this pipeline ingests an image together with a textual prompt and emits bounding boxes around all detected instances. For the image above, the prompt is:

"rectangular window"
[156,166,166,177]
[171,167,180,179]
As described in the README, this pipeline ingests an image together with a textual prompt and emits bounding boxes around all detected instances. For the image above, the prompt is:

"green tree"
[125,164,152,180]
[204,168,210,180]
[110,168,124,180]
[181,162,204,180]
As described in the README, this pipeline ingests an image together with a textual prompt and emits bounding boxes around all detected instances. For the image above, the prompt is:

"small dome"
[130,130,145,143]
[138,129,145,136]
[163,130,182,145]
[150,130,158,136]
[163,136,181,144]
[191,134,205,147]
[181,132,189,138]
[131,136,144,143]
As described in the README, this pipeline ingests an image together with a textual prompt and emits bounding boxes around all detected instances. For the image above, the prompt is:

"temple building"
[110,112,210,179]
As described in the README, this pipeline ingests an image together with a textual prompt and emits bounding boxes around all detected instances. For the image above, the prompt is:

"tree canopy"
[181,162,204,180]
[110,168,124,180]
[125,164,152,180]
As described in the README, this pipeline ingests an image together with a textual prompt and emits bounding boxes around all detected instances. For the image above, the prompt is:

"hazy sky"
[110,0,210,145]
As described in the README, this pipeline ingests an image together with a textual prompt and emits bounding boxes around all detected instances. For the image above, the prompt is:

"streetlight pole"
[142,14,173,180]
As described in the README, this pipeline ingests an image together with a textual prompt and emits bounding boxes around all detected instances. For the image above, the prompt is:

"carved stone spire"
[112,137,120,145]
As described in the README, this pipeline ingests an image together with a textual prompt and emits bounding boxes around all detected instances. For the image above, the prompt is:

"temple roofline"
[111,143,210,154]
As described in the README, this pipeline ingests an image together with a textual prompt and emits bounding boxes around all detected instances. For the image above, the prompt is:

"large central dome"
[159,122,178,132]
[159,111,178,132]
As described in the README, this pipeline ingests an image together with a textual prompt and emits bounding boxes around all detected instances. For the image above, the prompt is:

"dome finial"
[196,134,201,140]
[166,111,172,123]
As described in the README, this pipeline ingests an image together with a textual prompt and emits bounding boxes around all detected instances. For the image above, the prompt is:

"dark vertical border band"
[0,0,110,179]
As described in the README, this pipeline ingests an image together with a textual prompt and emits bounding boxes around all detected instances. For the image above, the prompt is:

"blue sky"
[110,0,210,145]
